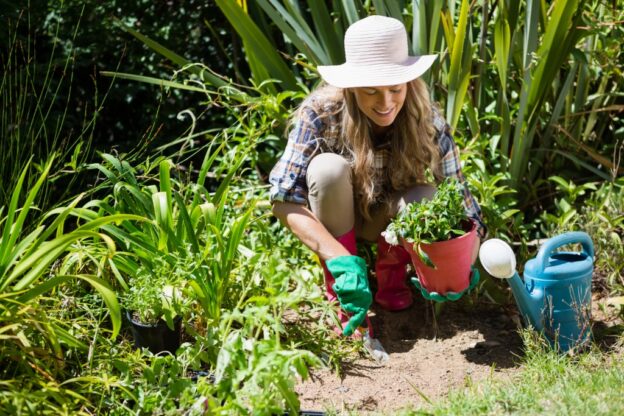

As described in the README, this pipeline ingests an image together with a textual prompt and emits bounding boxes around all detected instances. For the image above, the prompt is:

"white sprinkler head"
[479,239,517,279]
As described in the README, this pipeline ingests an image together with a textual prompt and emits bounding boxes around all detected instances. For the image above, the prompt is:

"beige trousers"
[306,153,435,242]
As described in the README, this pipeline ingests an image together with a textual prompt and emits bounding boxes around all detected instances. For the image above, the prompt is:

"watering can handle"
[536,231,594,272]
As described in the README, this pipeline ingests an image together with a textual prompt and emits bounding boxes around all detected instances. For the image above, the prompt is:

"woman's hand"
[325,255,372,336]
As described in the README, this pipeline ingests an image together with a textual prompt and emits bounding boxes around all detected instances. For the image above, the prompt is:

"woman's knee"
[306,153,351,195]
[306,153,354,236]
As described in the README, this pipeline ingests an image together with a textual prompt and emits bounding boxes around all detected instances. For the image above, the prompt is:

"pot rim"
[125,310,181,328]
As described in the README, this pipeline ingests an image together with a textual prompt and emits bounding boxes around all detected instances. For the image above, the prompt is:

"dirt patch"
[296,298,524,414]
[591,293,624,350]
[296,288,624,414]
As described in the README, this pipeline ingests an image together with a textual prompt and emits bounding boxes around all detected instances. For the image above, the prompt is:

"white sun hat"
[317,15,437,88]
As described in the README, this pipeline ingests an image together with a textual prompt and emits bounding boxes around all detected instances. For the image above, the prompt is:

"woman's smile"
[353,84,407,133]
[374,108,394,115]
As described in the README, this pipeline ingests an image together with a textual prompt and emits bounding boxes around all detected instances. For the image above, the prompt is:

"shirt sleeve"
[437,122,487,239]
[269,107,323,205]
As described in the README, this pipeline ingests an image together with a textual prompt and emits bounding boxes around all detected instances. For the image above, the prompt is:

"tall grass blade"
[510,0,588,186]
[255,0,328,64]
[215,0,298,90]
[282,0,318,41]
[0,158,52,271]
[340,0,362,26]
[174,194,200,253]
[523,0,540,69]
[527,0,580,112]
[446,0,472,129]
[10,231,104,291]
[417,0,443,94]
[411,0,428,55]
[372,0,404,20]
[494,15,510,93]
[119,25,227,88]
[309,1,344,63]
[99,72,207,93]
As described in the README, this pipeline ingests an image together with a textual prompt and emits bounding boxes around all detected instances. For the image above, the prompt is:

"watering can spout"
[479,239,543,329]
[507,272,544,331]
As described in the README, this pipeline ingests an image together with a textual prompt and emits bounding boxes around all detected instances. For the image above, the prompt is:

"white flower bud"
[382,229,399,245]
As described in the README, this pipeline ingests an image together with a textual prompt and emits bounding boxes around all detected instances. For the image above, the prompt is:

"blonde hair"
[292,78,441,220]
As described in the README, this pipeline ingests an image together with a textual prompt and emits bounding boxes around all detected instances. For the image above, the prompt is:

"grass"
[394,331,624,416]
[0,7,106,211]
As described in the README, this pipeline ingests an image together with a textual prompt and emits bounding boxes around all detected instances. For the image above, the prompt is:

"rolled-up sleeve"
[437,125,487,238]
[269,107,323,205]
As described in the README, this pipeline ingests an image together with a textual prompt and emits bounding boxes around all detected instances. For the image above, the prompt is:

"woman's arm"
[272,201,350,261]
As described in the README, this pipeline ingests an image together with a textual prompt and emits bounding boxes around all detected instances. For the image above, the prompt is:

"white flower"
[381,229,399,245]
[243,338,254,351]
[161,285,181,309]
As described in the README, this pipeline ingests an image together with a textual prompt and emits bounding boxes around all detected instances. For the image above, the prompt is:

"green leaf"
[372,0,403,21]
[549,175,571,190]
[417,244,436,269]
[99,72,208,93]
[0,158,53,271]
[494,16,510,93]
[527,0,580,111]
[340,0,362,26]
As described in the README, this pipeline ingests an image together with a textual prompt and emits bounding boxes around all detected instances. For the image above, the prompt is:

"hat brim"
[317,55,437,88]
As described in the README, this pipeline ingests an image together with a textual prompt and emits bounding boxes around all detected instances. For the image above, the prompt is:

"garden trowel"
[360,322,389,363]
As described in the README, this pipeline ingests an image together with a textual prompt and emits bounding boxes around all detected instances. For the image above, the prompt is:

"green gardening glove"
[325,255,372,336]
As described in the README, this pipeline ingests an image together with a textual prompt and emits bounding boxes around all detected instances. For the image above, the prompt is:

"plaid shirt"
[269,96,486,237]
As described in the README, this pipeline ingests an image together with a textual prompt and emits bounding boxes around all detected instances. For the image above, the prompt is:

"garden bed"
[296,290,622,414]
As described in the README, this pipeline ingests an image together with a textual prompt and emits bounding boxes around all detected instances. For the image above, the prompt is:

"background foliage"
[0,0,622,414]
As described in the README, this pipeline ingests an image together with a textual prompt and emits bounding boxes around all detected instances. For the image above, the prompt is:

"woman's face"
[353,84,407,134]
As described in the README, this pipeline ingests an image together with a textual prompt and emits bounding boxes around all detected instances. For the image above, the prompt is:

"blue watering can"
[479,232,594,352]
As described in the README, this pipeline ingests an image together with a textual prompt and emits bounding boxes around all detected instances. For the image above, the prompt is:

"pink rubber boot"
[375,236,413,311]
[321,228,373,337]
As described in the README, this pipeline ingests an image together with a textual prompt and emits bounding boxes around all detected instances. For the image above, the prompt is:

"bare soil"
[296,297,524,414]
[296,288,624,414]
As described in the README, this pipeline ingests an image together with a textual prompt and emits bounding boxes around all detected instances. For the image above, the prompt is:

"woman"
[269,15,485,337]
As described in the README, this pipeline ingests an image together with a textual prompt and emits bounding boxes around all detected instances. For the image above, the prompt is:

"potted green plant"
[382,178,478,299]
[122,258,189,354]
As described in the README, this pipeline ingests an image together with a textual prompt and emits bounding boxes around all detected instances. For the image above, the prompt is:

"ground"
[295,297,523,414]
[295,289,622,414]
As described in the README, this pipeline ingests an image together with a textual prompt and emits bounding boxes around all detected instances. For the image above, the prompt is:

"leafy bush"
[0,151,332,414]
[540,176,624,294]
[0,158,144,402]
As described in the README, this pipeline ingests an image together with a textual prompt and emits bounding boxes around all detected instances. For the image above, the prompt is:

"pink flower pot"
[402,220,477,295]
